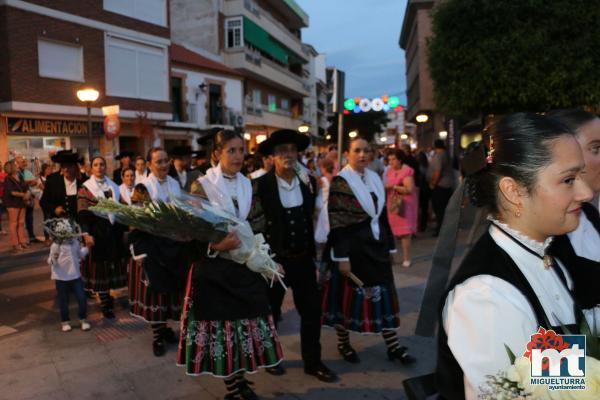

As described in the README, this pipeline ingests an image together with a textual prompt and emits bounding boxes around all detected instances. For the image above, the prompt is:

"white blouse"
[443,221,600,400]
[567,212,600,262]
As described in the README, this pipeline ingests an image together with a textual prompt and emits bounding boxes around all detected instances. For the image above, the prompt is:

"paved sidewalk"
[0,206,478,400]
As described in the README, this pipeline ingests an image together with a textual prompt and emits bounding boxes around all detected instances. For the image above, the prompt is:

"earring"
[514,207,522,218]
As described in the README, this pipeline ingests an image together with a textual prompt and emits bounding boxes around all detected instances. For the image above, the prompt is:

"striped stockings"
[335,325,400,352]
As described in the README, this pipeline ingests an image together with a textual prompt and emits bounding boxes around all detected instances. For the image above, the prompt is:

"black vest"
[550,202,600,308]
[254,170,316,259]
[436,232,581,400]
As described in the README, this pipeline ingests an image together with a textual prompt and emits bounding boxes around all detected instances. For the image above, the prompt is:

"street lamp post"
[415,113,429,147]
[76,88,100,160]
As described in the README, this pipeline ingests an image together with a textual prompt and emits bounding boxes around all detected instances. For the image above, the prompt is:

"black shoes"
[102,309,115,319]
[237,380,259,400]
[387,346,416,365]
[224,380,259,400]
[304,362,338,383]
[265,364,286,376]
[338,343,360,363]
[153,339,166,357]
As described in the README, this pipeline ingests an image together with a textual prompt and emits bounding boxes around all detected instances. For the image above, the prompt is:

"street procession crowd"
[2,109,600,399]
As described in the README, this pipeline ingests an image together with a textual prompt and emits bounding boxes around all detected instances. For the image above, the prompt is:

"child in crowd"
[45,218,91,332]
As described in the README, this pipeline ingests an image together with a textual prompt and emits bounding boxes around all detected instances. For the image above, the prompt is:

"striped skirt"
[320,269,401,333]
[128,258,183,323]
[176,267,284,378]
[81,253,128,293]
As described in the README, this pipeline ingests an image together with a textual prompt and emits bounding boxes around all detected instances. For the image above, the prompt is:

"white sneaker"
[61,322,72,332]
[402,260,412,268]
[80,320,91,331]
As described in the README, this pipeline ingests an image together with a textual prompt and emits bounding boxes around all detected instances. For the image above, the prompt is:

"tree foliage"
[327,111,391,144]
[427,0,600,117]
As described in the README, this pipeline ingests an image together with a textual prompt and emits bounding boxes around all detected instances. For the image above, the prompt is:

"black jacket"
[40,172,83,219]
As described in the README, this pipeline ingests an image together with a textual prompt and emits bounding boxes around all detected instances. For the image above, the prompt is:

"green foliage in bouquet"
[90,199,229,243]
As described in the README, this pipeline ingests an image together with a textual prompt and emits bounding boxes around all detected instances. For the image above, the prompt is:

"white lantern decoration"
[359,98,372,112]
[371,98,384,112]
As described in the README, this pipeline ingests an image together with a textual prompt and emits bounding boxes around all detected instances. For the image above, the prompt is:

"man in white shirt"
[248,130,338,383]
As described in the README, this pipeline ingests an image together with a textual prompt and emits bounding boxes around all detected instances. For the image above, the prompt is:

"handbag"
[390,190,405,216]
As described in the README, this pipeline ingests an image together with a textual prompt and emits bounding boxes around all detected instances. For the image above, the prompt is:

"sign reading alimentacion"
[7,117,102,136]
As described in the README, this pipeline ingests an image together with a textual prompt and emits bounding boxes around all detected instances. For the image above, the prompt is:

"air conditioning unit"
[228,110,244,127]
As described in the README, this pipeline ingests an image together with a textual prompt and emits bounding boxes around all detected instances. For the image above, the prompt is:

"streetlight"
[416,113,429,123]
[77,88,100,159]
[348,130,358,138]
[438,130,448,139]
[325,134,332,140]
[400,134,408,140]
[298,123,310,133]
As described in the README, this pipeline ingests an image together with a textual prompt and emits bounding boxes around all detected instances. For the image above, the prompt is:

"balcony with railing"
[224,0,306,61]
[224,46,309,96]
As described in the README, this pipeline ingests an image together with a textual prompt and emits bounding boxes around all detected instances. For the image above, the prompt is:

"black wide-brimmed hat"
[51,150,80,165]
[170,145,193,157]
[191,150,207,158]
[115,150,135,160]
[258,129,310,155]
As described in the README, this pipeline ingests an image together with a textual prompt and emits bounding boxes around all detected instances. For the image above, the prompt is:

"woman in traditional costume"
[437,113,600,399]
[119,167,135,205]
[77,156,127,319]
[547,109,600,311]
[128,147,188,357]
[178,130,283,400]
[321,137,416,365]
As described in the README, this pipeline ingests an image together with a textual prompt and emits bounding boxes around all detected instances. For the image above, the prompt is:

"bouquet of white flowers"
[480,320,600,400]
[43,218,82,244]
[90,194,285,288]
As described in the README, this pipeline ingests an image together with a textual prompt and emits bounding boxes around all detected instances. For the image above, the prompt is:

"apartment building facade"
[170,0,310,149]
[0,0,173,168]
[160,43,244,153]
[399,0,446,148]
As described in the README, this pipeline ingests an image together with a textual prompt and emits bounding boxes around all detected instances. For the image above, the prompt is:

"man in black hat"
[40,150,84,221]
[168,145,193,190]
[248,129,338,383]
[113,151,134,185]
[184,150,206,191]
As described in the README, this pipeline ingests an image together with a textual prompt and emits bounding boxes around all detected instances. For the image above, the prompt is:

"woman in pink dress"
[384,149,417,267]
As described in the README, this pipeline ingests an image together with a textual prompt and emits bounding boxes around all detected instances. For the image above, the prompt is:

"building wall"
[0,6,11,103]
[2,7,171,114]
[171,65,243,127]
[169,0,220,57]
[21,0,170,37]
[416,8,435,111]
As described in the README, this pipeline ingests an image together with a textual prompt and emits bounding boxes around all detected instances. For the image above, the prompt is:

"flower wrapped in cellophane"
[89,193,285,288]
[43,218,83,244]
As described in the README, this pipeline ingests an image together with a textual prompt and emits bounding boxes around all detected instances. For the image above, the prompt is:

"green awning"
[244,17,288,64]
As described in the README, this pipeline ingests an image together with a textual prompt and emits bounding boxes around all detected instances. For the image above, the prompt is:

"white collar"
[83,176,120,202]
[488,217,552,257]
[200,164,251,220]
[276,175,299,191]
[339,165,385,239]
[144,174,181,202]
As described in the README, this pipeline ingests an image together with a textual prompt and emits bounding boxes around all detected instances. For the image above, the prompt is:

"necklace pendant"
[543,255,553,269]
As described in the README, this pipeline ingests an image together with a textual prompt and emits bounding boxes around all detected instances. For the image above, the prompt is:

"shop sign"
[7,117,102,136]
